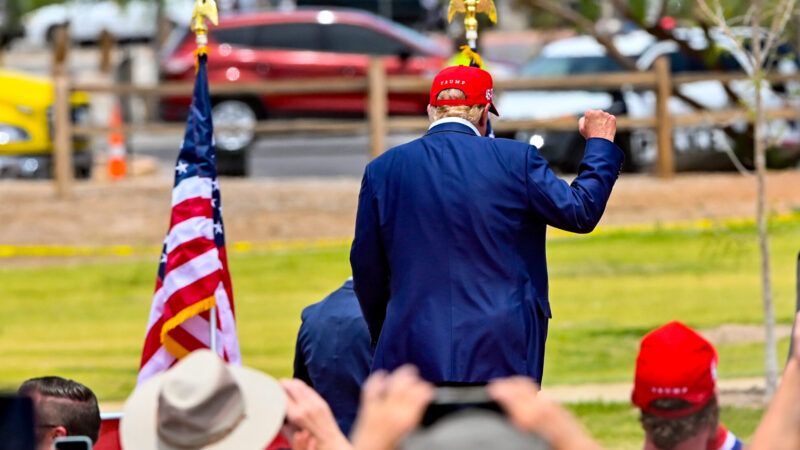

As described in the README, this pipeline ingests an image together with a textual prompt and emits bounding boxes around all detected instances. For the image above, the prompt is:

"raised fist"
[578,109,617,142]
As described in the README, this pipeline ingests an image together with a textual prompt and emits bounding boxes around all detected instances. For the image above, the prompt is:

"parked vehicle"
[295,0,426,27]
[22,0,194,46]
[496,29,800,172]
[159,8,452,175]
[0,69,92,179]
[0,0,24,47]
[495,31,655,172]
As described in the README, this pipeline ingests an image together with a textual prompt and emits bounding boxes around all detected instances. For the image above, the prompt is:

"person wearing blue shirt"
[293,278,372,435]
[350,65,624,384]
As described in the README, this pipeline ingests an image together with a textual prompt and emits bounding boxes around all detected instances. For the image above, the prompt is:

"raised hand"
[281,379,353,450]
[488,376,604,450]
[351,365,434,450]
[578,109,617,142]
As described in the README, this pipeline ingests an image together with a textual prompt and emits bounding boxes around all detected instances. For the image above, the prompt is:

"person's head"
[402,409,550,450]
[632,321,719,450]
[427,65,499,136]
[121,349,287,450]
[18,376,101,449]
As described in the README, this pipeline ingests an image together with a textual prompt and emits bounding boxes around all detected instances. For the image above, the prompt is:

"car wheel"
[615,131,638,173]
[212,99,257,153]
[216,147,249,177]
[74,163,92,180]
[212,99,258,177]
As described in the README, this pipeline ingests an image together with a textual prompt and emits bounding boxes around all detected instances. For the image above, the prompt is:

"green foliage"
[627,0,648,23]
[576,0,600,22]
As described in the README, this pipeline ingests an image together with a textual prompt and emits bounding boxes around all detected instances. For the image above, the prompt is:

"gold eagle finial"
[191,0,219,46]
[447,0,497,24]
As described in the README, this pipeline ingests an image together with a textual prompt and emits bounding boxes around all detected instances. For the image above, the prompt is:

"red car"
[160,8,450,172]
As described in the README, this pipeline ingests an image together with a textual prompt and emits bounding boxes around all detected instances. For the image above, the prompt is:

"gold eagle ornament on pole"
[447,0,497,50]
[191,0,219,48]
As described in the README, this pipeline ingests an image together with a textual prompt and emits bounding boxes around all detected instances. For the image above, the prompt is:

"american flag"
[137,53,240,383]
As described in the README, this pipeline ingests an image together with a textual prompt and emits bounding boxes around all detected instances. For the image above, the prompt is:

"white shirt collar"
[428,117,481,136]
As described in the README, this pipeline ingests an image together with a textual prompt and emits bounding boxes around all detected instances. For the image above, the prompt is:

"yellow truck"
[0,69,91,178]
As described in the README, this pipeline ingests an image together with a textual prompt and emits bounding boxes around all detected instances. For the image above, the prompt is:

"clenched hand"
[578,109,617,142]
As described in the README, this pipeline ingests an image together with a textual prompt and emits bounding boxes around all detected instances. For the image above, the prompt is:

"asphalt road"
[130,132,420,178]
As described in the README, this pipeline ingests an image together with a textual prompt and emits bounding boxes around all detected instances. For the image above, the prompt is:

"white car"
[22,0,194,46]
[496,29,800,172]
[495,31,655,172]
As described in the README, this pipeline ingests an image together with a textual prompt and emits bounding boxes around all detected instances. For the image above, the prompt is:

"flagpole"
[191,0,221,355]
[448,0,497,137]
[210,305,218,354]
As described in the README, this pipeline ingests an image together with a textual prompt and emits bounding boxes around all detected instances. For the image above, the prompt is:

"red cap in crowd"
[631,321,718,418]
[429,65,499,116]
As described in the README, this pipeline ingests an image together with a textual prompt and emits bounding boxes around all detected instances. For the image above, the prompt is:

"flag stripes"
[137,52,240,385]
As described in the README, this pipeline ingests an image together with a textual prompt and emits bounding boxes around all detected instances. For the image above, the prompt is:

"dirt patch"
[2,171,800,247]
[700,324,794,346]
[0,177,360,246]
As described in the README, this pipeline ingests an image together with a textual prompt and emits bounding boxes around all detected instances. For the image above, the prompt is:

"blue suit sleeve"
[293,319,312,386]
[526,137,624,233]
[350,168,390,346]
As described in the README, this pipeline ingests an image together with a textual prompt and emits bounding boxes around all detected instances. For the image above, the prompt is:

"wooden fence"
[52,53,800,197]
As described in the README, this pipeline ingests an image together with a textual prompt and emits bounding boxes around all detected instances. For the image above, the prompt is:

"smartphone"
[53,436,92,450]
[421,385,503,427]
[0,394,35,450]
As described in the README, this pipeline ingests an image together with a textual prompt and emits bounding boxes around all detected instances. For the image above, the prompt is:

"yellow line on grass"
[1,213,797,259]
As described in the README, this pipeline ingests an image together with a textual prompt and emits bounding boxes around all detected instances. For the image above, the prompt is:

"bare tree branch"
[611,0,709,63]
[528,0,638,71]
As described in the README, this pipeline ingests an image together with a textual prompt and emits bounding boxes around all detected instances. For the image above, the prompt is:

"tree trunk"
[752,5,778,399]
[756,74,778,399]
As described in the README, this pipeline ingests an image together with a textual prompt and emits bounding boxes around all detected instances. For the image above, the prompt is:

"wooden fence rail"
[52,55,800,197]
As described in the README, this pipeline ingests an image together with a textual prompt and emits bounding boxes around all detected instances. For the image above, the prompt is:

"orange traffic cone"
[107,102,127,179]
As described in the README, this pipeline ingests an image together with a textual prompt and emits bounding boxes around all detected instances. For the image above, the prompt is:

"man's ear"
[481,107,489,127]
[43,426,68,450]
[52,425,68,439]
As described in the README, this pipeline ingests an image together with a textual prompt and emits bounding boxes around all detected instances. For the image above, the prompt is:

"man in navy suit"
[350,65,624,384]
[293,278,373,435]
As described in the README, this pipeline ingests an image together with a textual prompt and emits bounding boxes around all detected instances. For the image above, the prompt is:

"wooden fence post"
[99,29,115,74]
[52,26,74,199]
[654,56,674,179]
[368,58,388,159]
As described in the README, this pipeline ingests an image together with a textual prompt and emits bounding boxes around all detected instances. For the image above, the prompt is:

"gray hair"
[401,409,551,450]
[428,89,486,124]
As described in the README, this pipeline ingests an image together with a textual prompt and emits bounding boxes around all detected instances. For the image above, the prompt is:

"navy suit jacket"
[293,279,373,435]
[350,120,624,384]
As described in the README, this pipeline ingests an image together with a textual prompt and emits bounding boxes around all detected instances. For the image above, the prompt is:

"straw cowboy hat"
[121,349,286,450]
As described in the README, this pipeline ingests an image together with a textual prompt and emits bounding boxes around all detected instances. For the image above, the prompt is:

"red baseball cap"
[429,65,499,116]
[631,321,718,418]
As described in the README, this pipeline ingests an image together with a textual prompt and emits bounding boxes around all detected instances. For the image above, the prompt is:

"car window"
[667,52,707,73]
[667,51,743,73]
[520,56,625,77]
[211,23,323,51]
[253,23,323,51]
[211,25,257,47]
[321,24,408,55]
[370,14,447,55]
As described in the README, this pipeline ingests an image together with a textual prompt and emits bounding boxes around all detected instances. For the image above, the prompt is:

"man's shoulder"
[300,300,323,322]
[303,289,361,321]
[365,138,426,177]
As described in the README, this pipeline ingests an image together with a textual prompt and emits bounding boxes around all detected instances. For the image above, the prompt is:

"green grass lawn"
[569,402,764,449]
[0,217,798,448]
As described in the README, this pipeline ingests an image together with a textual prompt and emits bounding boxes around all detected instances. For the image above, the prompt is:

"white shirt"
[428,117,481,137]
